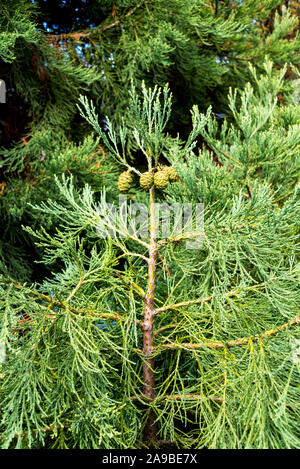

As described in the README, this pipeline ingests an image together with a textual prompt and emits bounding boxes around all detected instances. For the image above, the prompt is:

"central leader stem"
[142,186,158,443]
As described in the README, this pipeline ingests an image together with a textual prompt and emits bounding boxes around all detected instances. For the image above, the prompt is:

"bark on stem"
[142,186,158,443]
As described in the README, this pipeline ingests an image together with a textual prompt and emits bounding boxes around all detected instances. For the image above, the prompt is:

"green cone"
[154,169,169,190]
[140,171,154,190]
[166,166,179,182]
[118,170,132,192]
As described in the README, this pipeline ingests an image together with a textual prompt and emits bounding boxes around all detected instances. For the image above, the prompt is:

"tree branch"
[154,289,239,315]
[130,394,222,403]
[157,314,300,351]
[153,279,281,316]
[46,2,145,41]
[9,280,143,328]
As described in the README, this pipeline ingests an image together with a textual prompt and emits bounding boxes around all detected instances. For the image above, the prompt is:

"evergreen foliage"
[0,65,299,448]
[0,0,105,280]
[35,0,300,131]
[1,0,300,280]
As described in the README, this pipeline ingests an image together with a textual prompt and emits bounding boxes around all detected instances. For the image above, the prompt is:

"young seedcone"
[140,171,154,190]
[165,166,179,182]
[118,170,132,192]
[154,168,169,190]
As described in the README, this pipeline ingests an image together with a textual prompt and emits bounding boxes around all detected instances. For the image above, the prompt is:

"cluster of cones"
[118,166,179,192]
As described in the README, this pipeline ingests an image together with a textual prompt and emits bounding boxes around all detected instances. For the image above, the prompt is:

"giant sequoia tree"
[0,0,299,449]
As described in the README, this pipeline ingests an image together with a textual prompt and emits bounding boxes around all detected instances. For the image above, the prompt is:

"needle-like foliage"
[0,65,299,448]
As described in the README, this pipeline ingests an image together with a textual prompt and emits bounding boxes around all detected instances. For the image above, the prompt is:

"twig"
[113,270,146,299]
[130,394,222,403]
[154,289,238,315]
[157,314,300,351]
[46,2,145,41]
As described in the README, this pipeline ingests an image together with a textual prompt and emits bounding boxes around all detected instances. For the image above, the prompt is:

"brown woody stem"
[142,186,158,443]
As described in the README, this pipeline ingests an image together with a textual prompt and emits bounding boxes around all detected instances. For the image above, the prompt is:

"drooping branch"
[142,186,158,397]
[8,280,143,328]
[153,279,282,316]
[156,314,300,351]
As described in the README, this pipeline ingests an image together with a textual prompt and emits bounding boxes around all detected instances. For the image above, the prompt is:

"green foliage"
[174,60,300,202]
[0,130,118,280]
[63,0,300,130]
[1,0,300,281]
[0,0,99,131]
[1,68,299,448]
[0,1,40,63]
[0,0,103,279]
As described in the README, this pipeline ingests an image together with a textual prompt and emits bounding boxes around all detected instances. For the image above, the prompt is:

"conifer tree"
[0,66,299,449]
[1,0,300,281]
